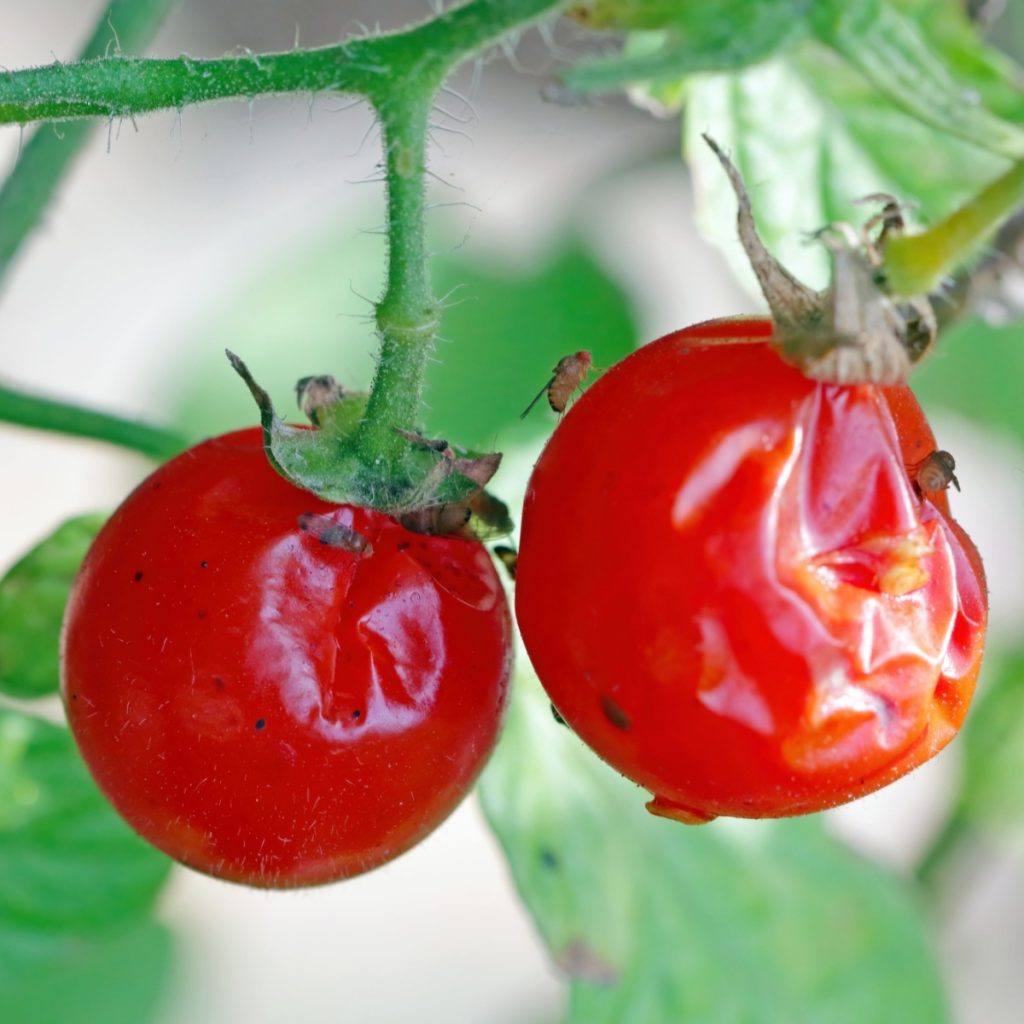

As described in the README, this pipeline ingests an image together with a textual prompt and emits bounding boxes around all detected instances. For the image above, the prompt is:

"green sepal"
[227,350,494,516]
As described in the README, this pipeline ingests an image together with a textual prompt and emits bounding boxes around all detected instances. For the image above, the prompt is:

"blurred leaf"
[480,673,950,1024]
[890,0,1024,122]
[168,226,638,457]
[913,315,1024,448]
[808,0,1024,158]
[0,515,106,700]
[168,225,384,440]
[916,652,1024,882]
[0,708,172,986]
[955,652,1024,831]
[686,48,1008,291]
[565,1,808,91]
[2,920,173,1024]
[426,241,638,450]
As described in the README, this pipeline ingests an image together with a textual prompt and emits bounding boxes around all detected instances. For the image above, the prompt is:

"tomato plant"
[4,0,1024,1019]
[516,318,987,822]
[60,428,512,887]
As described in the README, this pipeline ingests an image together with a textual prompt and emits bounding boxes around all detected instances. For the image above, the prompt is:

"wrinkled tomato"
[516,318,986,822]
[62,428,512,886]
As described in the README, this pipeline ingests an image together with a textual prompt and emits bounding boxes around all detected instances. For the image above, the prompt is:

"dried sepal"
[703,137,935,386]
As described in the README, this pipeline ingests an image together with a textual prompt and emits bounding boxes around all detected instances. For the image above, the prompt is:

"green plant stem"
[884,159,1024,297]
[354,98,437,463]
[0,383,186,459]
[0,1,566,126]
[0,0,177,283]
[0,0,569,483]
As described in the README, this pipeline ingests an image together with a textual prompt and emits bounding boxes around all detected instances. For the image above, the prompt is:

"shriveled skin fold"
[516,319,986,821]
[62,429,512,886]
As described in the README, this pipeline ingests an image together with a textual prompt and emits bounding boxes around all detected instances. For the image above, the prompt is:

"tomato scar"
[645,795,717,826]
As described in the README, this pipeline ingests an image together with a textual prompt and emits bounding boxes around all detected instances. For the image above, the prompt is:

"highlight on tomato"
[515,318,987,824]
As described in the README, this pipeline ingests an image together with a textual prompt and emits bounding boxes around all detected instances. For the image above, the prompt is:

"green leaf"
[913,315,1024,447]
[168,224,383,441]
[426,240,638,450]
[0,709,172,986]
[954,653,1024,833]
[686,47,1008,291]
[916,652,1024,882]
[809,0,1024,158]
[889,0,1024,123]
[1,920,173,1024]
[480,673,950,1024]
[0,515,106,700]
[565,1,809,92]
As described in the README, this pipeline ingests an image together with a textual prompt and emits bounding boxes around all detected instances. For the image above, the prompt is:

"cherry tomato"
[516,318,986,822]
[61,428,512,886]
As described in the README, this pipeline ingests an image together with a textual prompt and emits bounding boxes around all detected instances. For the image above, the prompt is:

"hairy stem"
[0,0,176,284]
[0,383,187,459]
[0,1,566,126]
[354,97,437,463]
[0,0,568,489]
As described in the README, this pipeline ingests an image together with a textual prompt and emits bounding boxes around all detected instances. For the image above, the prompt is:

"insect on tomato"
[521,350,593,418]
[515,318,987,822]
[61,428,512,886]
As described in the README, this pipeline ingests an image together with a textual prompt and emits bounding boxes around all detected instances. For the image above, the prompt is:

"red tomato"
[61,428,512,886]
[516,318,987,822]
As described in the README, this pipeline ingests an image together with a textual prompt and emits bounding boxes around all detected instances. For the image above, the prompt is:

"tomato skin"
[61,428,512,887]
[516,318,986,821]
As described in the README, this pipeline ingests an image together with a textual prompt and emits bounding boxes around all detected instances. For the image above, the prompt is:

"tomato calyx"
[704,136,936,386]
[227,350,508,536]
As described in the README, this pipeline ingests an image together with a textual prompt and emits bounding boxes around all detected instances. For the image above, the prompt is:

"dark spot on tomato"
[71,693,78,701]
[200,560,208,569]
[196,609,207,620]
[538,847,559,871]
[550,703,566,726]
[351,709,362,720]
[600,694,631,731]
[396,542,410,551]
[255,719,266,731]
[133,570,144,582]
[213,677,225,691]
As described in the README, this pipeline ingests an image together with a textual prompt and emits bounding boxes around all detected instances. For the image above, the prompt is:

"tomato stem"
[883,159,1024,298]
[0,381,186,459]
[353,95,439,464]
[0,0,569,484]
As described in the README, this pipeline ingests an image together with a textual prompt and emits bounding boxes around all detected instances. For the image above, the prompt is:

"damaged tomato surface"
[61,428,512,886]
[516,318,986,822]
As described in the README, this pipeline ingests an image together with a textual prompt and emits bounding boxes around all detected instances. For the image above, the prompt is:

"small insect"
[399,503,472,536]
[521,350,593,418]
[295,375,347,425]
[857,192,908,250]
[912,450,960,493]
[492,544,518,580]
[469,490,514,537]
[297,512,373,556]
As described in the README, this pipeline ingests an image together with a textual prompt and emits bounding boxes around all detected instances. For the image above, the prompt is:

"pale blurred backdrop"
[2,2,1024,1022]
